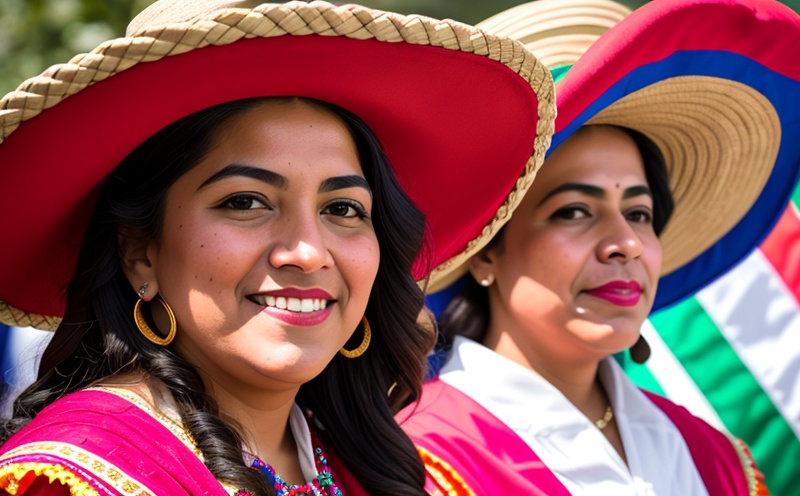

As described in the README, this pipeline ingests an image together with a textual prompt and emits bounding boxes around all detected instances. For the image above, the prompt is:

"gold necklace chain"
[595,405,614,430]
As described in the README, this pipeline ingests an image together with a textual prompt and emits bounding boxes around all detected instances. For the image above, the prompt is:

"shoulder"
[0,387,228,496]
[641,390,769,496]
[396,378,570,496]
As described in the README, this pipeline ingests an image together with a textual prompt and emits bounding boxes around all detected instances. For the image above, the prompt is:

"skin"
[469,125,662,461]
[121,99,380,482]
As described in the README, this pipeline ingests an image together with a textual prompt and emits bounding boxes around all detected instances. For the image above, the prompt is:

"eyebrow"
[318,175,371,195]
[199,165,287,191]
[539,182,652,205]
[198,165,371,196]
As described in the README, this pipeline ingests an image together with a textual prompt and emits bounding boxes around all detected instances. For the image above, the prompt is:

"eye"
[552,205,590,220]
[219,193,269,210]
[627,208,653,224]
[322,199,368,219]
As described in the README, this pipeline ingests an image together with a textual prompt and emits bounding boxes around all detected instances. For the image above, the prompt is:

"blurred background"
[2,0,800,494]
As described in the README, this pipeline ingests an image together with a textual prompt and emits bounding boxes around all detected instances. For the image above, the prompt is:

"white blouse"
[439,336,709,496]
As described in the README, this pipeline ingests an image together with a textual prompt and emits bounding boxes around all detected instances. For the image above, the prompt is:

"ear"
[467,244,497,284]
[118,228,159,301]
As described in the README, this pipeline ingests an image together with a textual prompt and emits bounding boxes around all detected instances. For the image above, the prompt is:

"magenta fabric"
[0,389,227,495]
[397,378,571,495]
[644,391,751,496]
[400,379,754,495]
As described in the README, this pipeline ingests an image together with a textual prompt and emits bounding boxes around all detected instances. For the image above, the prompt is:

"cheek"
[158,217,265,296]
[341,235,380,294]
[643,236,663,281]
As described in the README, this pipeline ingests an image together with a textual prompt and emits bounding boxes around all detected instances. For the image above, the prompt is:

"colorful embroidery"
[416,445,475,496]
[728,435,770,496]
[0,442,154,495]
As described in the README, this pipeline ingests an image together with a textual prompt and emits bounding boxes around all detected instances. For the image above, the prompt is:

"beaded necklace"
[250,438,342,496]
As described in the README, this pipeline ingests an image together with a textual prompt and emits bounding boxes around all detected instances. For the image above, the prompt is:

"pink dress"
[398,378,767,496]
[0,388,368,495]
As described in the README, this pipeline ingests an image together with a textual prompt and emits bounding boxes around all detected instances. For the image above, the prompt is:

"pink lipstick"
[248,288,334,326]
[585,280,642,307]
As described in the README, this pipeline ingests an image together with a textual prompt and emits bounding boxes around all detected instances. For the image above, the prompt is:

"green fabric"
[645,298,800,494]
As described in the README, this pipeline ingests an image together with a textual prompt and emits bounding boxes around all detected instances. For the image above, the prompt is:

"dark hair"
[1,97,431,495]
[441,124,674,344]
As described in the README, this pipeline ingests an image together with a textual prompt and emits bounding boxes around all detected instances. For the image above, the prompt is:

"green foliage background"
[1,0,799,96]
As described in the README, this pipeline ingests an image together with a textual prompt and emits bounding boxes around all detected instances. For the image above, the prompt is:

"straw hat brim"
[477,0,630,70]
[0,1,555,330]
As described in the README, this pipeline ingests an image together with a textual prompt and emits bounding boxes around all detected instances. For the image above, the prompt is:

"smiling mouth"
[247,295,330,313]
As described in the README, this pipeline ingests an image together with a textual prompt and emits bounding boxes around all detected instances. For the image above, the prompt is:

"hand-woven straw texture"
[587,76,780,276]
[0,0,555,330]
[477,0,630,69]
[1,1,552,140]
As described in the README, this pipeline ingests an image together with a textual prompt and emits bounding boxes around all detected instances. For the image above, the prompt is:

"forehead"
[532,126,647,193]
[193,100,362,180]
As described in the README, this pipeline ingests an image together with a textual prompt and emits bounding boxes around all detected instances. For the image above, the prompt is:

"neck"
[482,324,609,421]
[205,377,305,483]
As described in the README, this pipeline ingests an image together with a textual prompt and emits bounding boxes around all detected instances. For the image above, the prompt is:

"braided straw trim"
[0,0,556,323]
[0,301,61,331]
[1,1,550,141]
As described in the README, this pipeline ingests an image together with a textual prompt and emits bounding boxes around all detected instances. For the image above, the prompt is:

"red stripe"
[759,204,800,303]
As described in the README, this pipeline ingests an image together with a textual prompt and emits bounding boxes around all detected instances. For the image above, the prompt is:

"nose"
[596,214,644,263]
[268,212,334,273]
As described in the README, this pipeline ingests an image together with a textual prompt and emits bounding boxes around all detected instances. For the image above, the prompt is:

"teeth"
[253,295,328,313]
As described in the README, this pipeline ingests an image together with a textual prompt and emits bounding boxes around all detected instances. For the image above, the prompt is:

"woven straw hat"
[0,0,555,330]
[429,0,800,315]
[476,0,630,72]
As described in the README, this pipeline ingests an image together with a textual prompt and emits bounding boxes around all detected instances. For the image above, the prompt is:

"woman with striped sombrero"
[0,1,556,494]
[399,0,800,494]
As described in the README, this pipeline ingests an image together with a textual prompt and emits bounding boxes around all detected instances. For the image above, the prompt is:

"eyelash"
[218,193,270,210]
[551,205,653,223]
[323,199,369,219]
[217,194,368,221]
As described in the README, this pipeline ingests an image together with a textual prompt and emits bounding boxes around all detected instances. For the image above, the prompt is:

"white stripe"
[639,320,727,431]
[695,249,800,440]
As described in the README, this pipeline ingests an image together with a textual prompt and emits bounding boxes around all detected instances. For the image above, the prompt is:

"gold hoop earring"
[339,316,371,359]
[134,295,177,346]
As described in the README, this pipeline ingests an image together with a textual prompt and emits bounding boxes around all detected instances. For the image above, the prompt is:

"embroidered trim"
[0,442,154,495]
[88,386,201,458]
[416,446,475,496]
[726,434,770,496]
[88,387,239,496]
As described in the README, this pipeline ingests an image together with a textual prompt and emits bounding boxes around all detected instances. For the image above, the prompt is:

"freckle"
[179,224,183,229]
[200,244,204,248]
[194,275,198,279]
[209,277,213,282]
[616,183,620,188]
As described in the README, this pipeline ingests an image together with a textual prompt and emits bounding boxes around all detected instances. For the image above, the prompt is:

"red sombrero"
[0,0,555,330]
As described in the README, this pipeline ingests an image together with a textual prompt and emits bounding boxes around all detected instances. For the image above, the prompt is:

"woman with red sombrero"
[399,0,800,494]
[0,1,556,494]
